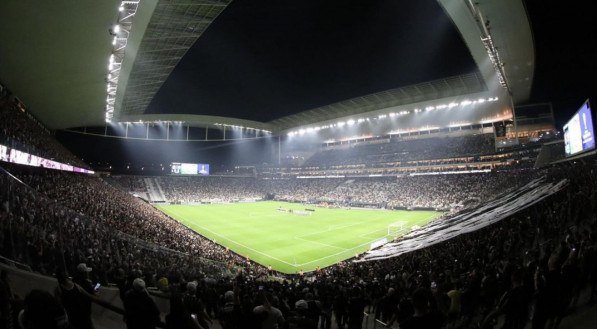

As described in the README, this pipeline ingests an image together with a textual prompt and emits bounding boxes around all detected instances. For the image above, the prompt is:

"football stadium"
[0,1,596,329]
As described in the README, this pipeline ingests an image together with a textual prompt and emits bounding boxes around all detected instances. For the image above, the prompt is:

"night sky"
[523,0,597,125]
[145,0,478,122]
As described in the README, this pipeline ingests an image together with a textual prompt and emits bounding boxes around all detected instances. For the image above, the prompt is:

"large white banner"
[359,177,567,261]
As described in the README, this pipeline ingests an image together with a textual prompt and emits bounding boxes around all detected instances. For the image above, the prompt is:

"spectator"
[123,278,162,329]
[253,291,284,329]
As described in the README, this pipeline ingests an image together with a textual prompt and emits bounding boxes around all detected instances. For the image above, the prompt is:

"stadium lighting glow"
[119,6,125,11]
[113,25,121,33]
[285,95,500,138]
[448,122,472,128]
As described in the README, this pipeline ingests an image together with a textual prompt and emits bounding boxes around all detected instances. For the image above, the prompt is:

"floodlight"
[114,25,121,33]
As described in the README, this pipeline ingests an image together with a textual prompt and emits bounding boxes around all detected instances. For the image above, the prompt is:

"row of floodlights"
[116,120,185,125]
[214,123,272,133]
[287,97,499,137]
[105,1,140,123]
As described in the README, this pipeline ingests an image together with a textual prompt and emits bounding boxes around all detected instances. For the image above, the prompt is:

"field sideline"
[156,201,440,274]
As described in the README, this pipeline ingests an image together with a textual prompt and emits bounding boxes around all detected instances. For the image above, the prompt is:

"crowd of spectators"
[0,91,88,169]
[1,159,596,329]
[303,134,495,168]
[157,176,263,203]
[106,176,148,193]
[322,173,535,210]
[146,172,534,211]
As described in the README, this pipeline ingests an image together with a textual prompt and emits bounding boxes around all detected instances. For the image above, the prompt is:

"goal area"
[387,221,407,237]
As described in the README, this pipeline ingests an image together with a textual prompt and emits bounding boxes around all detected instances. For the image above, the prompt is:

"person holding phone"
[55,272,124,329]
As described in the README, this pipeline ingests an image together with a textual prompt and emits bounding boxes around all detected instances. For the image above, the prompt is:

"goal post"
[387,221,407,237]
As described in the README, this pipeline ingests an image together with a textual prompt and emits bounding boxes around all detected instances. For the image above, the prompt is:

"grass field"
[156,201,440,274]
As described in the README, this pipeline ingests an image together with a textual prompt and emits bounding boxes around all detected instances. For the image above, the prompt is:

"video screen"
[171,162,210,175]
[564,100,595,157]
[0,144,94,174]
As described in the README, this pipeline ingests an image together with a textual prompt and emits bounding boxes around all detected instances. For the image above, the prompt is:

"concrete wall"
[1,263,171,329]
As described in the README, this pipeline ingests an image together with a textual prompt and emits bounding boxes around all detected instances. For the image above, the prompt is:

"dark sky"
[523,0,597,126]
[146,0,478,122]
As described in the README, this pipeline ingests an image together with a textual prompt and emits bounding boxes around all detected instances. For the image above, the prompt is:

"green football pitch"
[156,201,440,274]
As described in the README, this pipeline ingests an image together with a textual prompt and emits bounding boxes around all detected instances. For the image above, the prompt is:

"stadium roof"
[0,0,534,132]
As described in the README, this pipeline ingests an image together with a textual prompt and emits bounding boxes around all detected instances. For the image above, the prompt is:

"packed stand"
[0,164,269,280]
[0,90,88,169]
[1,160,597,329]
[152,172,533,211]
[304,134,495,168]
[105,175,147,193]
[158,176,263,203]
[0,166,237,283]
[321,173,533,210]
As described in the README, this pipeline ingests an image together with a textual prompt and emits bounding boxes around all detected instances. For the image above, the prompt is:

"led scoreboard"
[171,162,210,176]
[563,100,595,157]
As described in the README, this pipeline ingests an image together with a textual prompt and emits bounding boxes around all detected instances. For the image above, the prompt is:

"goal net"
[387,221,407,237]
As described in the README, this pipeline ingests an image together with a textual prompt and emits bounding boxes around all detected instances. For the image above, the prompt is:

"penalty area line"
[294,236,348,252]
[164,208,298,268]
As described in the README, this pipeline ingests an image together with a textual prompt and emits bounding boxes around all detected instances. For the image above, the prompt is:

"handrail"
[0,255,32,272]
